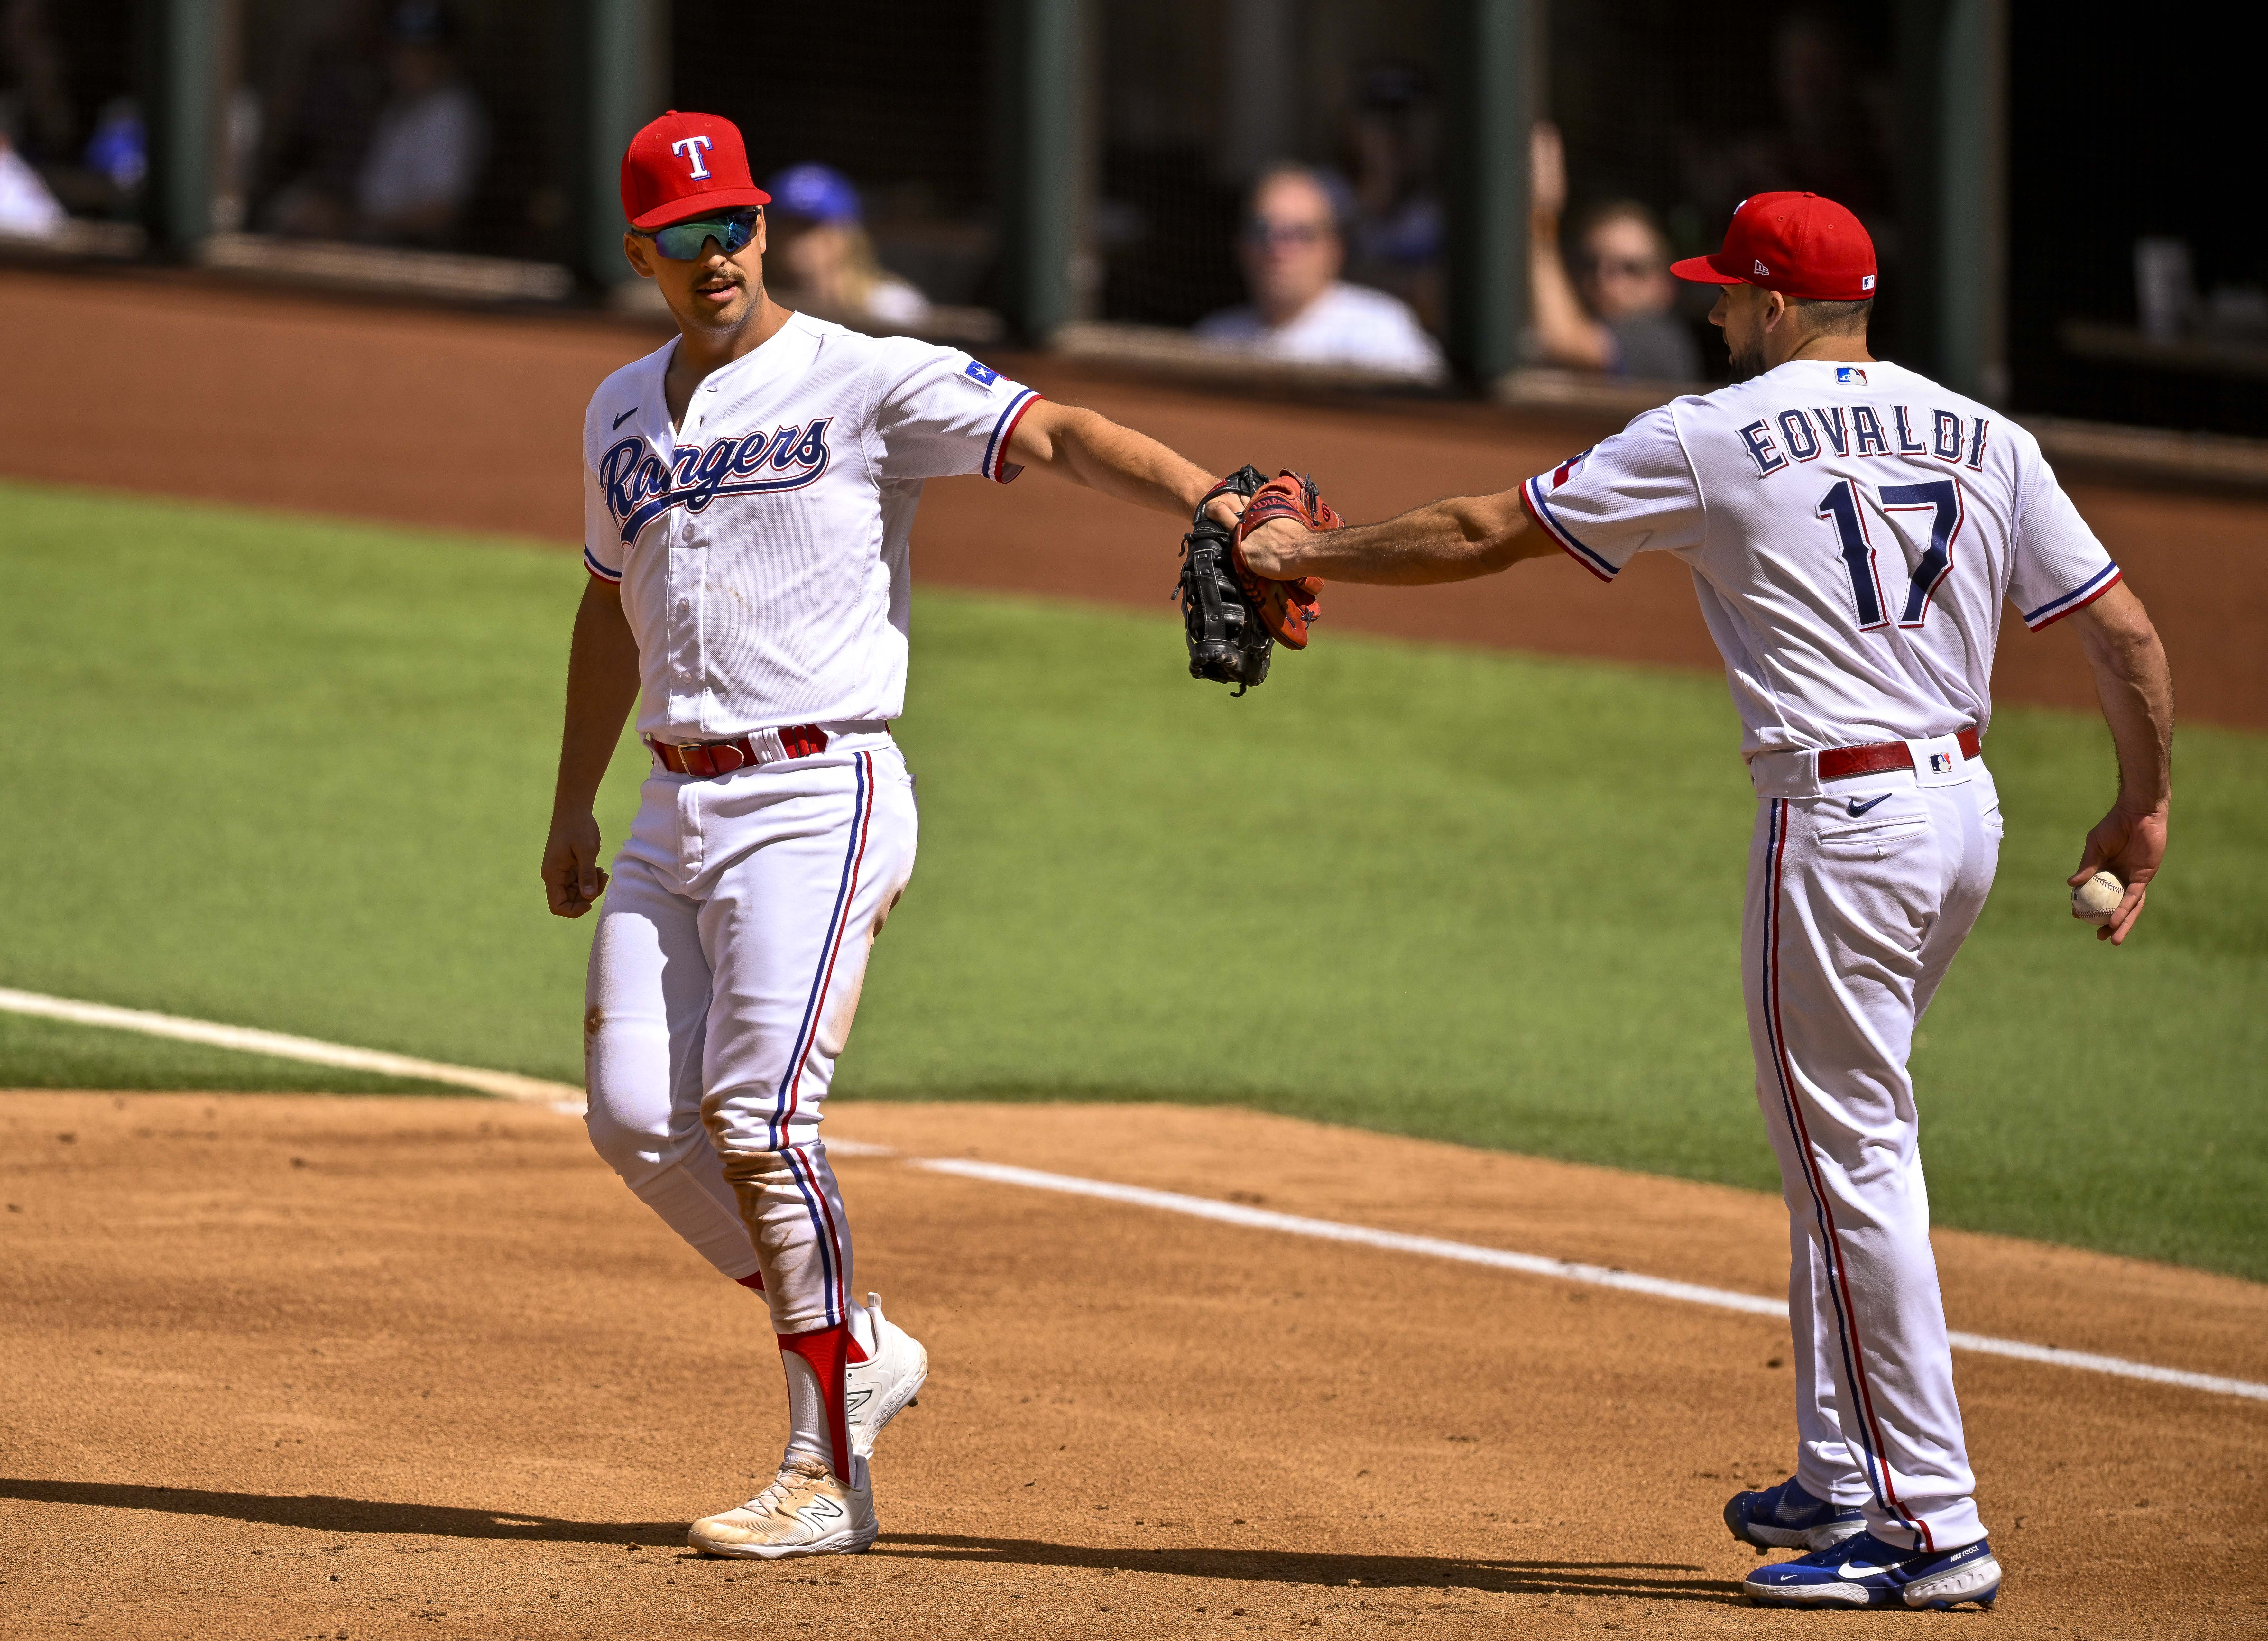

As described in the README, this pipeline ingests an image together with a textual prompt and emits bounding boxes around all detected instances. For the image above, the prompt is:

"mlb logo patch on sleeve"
[963,360,1000,389]
[1837,366,1867,386]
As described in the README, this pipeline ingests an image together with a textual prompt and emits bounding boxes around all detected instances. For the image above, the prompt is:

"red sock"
[778,1323,854,1481]
[735,1271,765,1293]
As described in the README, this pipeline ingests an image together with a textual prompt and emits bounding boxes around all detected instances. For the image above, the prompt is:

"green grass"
[2,479,2263,1277]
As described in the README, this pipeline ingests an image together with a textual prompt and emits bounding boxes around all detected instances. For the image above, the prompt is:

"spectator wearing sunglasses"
[1194,164,1446,384]
[762,163,931,335]
[1527,123,1701,383]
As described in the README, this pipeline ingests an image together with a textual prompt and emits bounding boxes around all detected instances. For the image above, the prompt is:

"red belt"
[1816,728,1980,782]
[645,725,828,779]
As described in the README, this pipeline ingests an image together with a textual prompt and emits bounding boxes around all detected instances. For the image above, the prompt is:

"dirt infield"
[4,1091,2263,1639]
[2,267,2260,728]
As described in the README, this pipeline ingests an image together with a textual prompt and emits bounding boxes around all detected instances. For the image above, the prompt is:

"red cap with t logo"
[1670,192,1877,301]
[620,111,771,230]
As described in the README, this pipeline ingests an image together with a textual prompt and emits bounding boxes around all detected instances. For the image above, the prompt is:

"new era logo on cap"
[1754,259,1771,276]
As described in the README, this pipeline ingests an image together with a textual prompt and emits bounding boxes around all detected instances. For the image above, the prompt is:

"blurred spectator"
[1342,63,1443,331]
[0,127,64,236]
[1527,123,1699,383]
[1681,9,1894,240]
[1195,164,1446,383]
[1,0,73,163]
[257,0,386,239]
[264,0,483,246]
[80,98,143,192]
[354,2,484,243]
[762,162,931,332]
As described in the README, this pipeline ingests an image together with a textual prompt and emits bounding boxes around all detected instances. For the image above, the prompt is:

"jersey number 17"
[1815,477,1964,631]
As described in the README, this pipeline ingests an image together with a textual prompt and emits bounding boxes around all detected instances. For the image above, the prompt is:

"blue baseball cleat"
[1743,1531,2003,1610]
[1723,1477,1867,1553]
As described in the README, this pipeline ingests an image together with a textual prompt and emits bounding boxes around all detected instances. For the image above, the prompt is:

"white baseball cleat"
[687,1456,878,1559]
[846,1291,927,1459]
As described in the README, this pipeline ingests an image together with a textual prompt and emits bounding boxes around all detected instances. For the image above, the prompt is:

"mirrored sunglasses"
[642,208,762,261]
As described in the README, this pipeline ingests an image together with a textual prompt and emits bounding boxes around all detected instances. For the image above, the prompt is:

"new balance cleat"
[846,1291,927,1459]
[1723,1477,1868,1553]
[1744,1531,2002,1610]
[687,1456,878,1559]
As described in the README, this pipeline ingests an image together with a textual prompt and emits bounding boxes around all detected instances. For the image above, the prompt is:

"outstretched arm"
[1005,401,1241,527]
[1237,487,1556,585]
[541,578,641,919]
[2064,581,2173,945]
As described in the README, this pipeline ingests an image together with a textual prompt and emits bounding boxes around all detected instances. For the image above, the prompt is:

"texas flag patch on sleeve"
[963,359,1001,390]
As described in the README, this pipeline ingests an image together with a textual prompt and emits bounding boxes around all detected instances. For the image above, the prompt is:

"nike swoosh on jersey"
[1845,793,1892,816]
[613,406,640,429]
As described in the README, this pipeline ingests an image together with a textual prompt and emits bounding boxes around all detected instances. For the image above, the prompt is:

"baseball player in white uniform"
[541,111,1251,1559]
[1238,192,2173,1612]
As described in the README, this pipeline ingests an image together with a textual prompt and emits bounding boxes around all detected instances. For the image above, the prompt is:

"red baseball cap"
[1670,192,1877,301]
[620,110,770,230]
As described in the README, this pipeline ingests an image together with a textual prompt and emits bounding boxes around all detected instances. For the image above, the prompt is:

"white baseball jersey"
[580,313,1040,737]
[1520,358,2120,758]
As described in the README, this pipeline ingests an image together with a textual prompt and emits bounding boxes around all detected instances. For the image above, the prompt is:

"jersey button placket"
[669,521,701,716]
[680,518,709,727]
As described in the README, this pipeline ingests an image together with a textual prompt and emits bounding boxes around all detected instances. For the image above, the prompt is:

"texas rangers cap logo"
[670,134,715,179]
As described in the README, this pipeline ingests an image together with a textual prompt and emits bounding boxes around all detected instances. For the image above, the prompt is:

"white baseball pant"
[581,732,916,1337]
[1745,736,2002,1554]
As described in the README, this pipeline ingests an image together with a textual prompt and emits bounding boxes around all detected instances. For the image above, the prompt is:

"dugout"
[2,2,2260,443]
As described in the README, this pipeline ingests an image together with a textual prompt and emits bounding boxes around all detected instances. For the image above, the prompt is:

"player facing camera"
[547,108,1325,1562]
[620,113,775,333]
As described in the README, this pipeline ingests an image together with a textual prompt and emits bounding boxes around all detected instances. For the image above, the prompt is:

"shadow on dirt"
[875,1533,1738,1602]
[0,1481,1741,1600]
[0,1479,680,1545]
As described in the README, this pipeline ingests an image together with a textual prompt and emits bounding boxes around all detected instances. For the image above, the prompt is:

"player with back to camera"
[1235,192,2172,1612]
[540,111,1259,1560]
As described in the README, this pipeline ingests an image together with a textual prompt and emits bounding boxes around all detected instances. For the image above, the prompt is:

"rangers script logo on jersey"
[599,422,833,543]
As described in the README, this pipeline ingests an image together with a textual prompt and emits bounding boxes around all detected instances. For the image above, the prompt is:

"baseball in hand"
[2072,870,2124,924]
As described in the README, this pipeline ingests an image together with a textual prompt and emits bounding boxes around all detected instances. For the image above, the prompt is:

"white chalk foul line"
[5,987,2258,1405]
[911,1157,2268,1406]
[0,987,581,1107]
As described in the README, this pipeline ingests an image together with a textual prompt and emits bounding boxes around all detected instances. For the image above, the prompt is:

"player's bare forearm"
[1006,401,1241,526]
[2066,582,2173,945]
[543,578,641,918]
[1241,489,1551,584]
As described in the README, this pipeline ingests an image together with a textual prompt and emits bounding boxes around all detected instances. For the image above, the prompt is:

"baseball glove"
[1175,467,1335,695]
